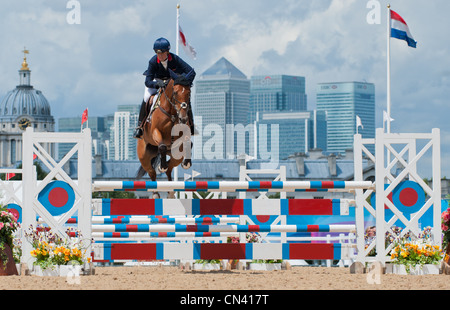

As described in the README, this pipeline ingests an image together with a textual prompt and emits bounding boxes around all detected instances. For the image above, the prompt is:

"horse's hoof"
[152,192,160,199]
[181,161,191,169]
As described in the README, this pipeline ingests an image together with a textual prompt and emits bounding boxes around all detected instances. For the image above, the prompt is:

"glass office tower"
[249,75,307,123]
[316,82,375,154]
[194,57,250,159]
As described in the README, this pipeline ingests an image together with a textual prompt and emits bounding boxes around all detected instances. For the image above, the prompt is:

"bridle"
[159,80,190,124]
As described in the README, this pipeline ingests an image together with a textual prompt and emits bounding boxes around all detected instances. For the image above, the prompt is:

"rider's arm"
[174,54,196,80]
[144,58,158,89]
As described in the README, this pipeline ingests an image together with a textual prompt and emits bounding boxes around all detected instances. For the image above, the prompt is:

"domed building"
[0,49,55,167]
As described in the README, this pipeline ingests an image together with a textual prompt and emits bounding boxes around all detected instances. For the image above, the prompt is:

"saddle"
[145,91,162,125]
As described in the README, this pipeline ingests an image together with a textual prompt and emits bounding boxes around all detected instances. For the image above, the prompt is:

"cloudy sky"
[0,0,449,177]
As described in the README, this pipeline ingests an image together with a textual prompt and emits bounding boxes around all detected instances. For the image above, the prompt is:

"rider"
[133,37,196,139]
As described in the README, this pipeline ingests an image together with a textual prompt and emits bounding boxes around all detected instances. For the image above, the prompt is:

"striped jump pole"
[91,232,239,239]
[92,180,374,192]
[92,224,356,233]
[39,215,240,225]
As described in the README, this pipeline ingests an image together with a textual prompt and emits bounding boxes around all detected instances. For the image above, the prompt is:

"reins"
[159,80,190,124]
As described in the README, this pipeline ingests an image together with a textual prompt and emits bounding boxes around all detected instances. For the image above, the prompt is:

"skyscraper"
[194,57,250,159]
[316,82,375,154]
[249,75,307,123]
[109,105,139,161]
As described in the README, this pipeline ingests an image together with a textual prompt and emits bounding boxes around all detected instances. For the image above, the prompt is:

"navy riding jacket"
[143,53,195,89]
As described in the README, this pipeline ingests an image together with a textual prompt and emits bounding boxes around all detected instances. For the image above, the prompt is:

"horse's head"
[169,69,194,125]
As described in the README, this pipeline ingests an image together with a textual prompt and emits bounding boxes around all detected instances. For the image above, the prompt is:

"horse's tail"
[136,165,147,180]
[136,152,161,179]
[152,153,161,171]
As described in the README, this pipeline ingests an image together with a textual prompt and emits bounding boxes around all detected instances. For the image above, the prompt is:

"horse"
[136,69,194,198]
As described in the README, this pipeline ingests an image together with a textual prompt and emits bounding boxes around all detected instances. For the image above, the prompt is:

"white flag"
[383,110,394,122]
[192,170,201,178]
[356,115,363,129]
[179,25,197,60]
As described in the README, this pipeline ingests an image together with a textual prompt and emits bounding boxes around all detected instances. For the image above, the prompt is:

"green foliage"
[0,162,48,180]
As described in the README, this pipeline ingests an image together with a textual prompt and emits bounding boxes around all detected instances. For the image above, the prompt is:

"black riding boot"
[133,100,147,139]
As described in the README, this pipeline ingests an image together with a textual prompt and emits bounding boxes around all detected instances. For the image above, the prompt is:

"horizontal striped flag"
[390,10,417,48]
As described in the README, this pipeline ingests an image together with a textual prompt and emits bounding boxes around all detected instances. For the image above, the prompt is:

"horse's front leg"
[158,144,168,173]
[151,128,169,173]
[181,141,193,169]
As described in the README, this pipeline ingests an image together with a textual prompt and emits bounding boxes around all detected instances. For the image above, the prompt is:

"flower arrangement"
[0,206,20,268]
[389,237,443,273]
[25,225,91,270]
[227,232,261,244]
[442,206,450,251]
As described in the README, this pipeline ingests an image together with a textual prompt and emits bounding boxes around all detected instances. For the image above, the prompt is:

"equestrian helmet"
[153,37,171,52]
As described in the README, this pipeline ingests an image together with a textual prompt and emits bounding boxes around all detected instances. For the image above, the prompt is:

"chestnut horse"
[136,69,194,198]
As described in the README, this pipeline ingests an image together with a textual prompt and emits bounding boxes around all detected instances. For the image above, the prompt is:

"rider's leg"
[134,87,157,139]
[133,100,147,139]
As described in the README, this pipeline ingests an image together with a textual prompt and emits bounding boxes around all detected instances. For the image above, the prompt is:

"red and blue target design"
[7,203,22,223]
[37,180,76,216]
[371,180,426,222]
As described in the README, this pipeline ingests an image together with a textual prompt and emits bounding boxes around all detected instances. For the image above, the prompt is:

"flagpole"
[386,4,391,133]
[176,4,180,56]
[174,4,180,184]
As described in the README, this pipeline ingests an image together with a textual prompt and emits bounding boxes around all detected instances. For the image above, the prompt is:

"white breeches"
[143,87,158,105]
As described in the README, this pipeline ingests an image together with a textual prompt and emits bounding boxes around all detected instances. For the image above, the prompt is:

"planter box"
[249,263,282,271]
[386,263,440,275]
[0,243,18,276]
[32,264,82,277]
[193,263,221,271]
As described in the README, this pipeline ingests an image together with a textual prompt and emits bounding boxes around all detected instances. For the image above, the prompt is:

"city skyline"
[0,0,448,177]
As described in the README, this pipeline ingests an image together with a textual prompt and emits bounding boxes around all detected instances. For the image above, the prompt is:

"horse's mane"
[170,68,194,87]
[173,76,193,87]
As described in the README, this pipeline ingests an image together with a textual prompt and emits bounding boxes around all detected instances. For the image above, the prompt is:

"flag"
[383,110,394,123]
[192,170,201,178]
[33,153,37,160]
[178,25,197,60]
[390,10,417,48]
[356,115,364,129]
[81,108,88,125]
[6,173,15,180]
